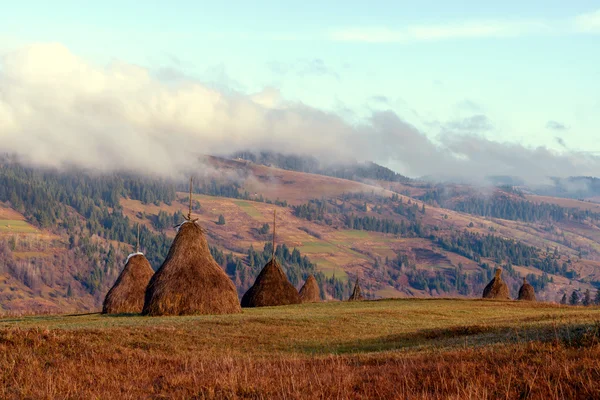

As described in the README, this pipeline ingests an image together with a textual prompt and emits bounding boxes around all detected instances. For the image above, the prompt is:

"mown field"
[1,299,599,399]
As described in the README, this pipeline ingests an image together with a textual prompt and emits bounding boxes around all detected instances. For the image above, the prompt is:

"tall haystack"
[348,278,364,301]
[241,210,301,307]
[482,268,510,300]
[102,252,154,314]
[518,277,536,301]
[142,178,241,316]
[299,275,321,303]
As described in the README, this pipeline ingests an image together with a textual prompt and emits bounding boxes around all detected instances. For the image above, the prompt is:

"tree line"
[417,186,600,224]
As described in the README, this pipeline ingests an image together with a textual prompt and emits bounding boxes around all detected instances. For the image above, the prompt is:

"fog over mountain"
[1,43,599,183]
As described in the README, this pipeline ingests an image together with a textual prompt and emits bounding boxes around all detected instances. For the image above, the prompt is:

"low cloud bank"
[1,43,598,183]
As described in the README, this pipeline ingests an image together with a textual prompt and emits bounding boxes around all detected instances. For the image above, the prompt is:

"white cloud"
[1,43,600,183]
[0,44,357,176]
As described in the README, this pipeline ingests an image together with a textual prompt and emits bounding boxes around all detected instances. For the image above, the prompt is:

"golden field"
[1,299,599,399]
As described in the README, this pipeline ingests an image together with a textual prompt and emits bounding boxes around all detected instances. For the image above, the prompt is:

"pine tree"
[582,289,591,306]
[594,290,600,305]
[569,290,579,305]
[560,293,567,305]
[217,214,226,225]
[258,223,270,235]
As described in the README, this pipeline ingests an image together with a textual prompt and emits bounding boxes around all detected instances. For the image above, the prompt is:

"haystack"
[102,252,154,314]
[143,221,241,315]
[241,210,301,307]
[298,274,321,303]
[241,258,301,307]
[142,178,241,316]
[518,277,536,301]
[482,268,510,300]
[348,278,364,301]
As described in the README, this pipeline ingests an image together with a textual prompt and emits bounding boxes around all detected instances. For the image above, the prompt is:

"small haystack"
[102,252,154,314]
[518,277,536,301]
[142,178,241,316]
[241,258,301,307]
[482,268,510,300]
[348,278,364,301]
[241,210,301,307]
[298,275,321,303]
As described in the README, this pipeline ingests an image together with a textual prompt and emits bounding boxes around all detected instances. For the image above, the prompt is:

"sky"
[0,1,599,181]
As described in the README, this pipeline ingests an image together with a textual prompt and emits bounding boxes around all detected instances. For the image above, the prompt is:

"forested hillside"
[416,185,600,224]
[0,161,352,313]
[1,157,599,314]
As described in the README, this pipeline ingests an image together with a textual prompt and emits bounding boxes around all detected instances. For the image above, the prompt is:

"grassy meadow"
[232,200,265,220]
[0,220,38,234]
[1,299,600,399]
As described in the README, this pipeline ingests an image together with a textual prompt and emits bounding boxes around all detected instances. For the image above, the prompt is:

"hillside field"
[1,299,599,399]
[120,189,600,301]
[2,159,600,313]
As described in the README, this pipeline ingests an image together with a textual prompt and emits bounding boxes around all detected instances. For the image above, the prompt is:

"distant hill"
[1,156,600,314]
[532,176,600,200]
[231,151,411,183]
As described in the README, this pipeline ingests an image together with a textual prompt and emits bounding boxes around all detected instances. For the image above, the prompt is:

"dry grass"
[0,207,26,220]
[232,200,265,220]
[242,162,391,206]
[525,194,600,212]
[297,241,338,254]
[375,286,406,298]
[2,299,600,399]
[312,257,349,280]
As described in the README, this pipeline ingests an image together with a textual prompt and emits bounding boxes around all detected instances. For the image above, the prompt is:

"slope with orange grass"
[1,299,599,398]
[2,158,600,313]
[115,163,600,303]
[526,194,600,212]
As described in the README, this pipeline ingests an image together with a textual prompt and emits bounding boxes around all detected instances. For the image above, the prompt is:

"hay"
[241,208,300,308]
[482,268,510,300]
[298,275,321,303]
[102,253,154,314]
[518,277,536,301]
[241,258,301,307]
[348,278,364,301]
[142,221,241,316]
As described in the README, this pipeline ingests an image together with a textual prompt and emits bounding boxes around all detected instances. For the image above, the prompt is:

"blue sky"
[1,1,599,179]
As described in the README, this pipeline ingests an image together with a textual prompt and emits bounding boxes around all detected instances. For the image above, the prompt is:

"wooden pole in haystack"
[142,176,240,316]
[136,223,140,253]
[187,176,193,221]
[240,207,301,308]
[272,209,276,261]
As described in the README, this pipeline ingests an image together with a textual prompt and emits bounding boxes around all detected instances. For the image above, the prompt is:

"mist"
[1,43,599,183]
